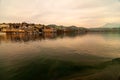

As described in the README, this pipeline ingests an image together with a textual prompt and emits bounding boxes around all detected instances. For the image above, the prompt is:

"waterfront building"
[42,26,55,33]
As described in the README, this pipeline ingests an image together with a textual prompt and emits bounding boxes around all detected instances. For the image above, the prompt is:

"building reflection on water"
[0,33,120,80]
[0,33,86,43]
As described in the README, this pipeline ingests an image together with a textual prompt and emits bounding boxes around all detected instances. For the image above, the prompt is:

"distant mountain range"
[101,23,120,28]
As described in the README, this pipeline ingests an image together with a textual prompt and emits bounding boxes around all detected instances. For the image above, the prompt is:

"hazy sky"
[0,0,120,27]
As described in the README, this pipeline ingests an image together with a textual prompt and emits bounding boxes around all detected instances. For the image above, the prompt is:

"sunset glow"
[0,0,120,27]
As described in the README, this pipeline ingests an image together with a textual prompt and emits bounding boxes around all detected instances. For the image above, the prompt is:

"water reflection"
[0,33,120,80]
[0,33,86,43]
[101,33,120,40]
[0,33,120,58]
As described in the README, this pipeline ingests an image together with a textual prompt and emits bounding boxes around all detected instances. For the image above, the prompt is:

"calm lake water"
[0,33,120,80]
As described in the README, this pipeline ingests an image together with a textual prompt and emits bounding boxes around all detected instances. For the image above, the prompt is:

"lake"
[0,33,120,80]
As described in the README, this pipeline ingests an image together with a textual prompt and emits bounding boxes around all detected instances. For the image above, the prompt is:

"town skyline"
[0,0,120,28]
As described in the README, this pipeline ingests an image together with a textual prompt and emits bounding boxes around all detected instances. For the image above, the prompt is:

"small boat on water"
[0,32,6,35]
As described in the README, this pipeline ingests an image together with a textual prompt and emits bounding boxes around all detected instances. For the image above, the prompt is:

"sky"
[0,0,120,27]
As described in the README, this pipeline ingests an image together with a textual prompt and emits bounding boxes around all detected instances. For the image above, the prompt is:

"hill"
[102,23,120,28]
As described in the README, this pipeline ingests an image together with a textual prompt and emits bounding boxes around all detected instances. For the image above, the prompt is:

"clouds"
[0,0,120,27]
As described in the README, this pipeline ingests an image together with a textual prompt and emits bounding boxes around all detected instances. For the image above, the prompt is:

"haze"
[0,0,120,27]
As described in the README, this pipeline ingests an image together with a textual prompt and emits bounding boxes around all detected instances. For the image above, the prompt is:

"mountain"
[102,23,120,28]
